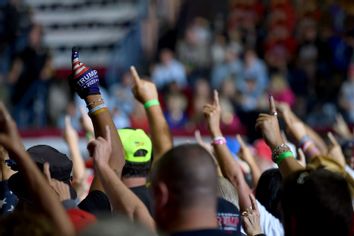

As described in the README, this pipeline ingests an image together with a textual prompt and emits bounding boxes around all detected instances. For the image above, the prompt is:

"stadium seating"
[25,0,139,68]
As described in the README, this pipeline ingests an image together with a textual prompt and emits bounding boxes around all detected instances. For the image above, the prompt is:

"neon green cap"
[117,129,152,163]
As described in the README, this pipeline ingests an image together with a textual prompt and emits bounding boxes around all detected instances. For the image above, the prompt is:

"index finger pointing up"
[249,194,259,212]
[327,132,338,146]
[236,134,246,147]
[130,66,141,86]
[213,90,219,106]
[269,95,277,116]
[43,162,52,182]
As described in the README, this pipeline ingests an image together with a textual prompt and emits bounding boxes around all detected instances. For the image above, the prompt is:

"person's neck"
[122,177,147,188]
[164,207,218,233]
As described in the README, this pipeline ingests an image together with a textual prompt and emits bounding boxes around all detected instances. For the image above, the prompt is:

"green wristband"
[144,99,160,109]
[86,131,93,141]
[276,151,293,165]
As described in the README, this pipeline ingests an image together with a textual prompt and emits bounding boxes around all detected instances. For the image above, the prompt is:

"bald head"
[152,144,218,208]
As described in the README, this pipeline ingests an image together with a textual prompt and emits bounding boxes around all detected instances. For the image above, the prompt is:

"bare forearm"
[211,130,253,210]
[146,105,173,164]
[305,125,327,154]
[86,95,125,174]
[96,163,155,231]
[247,160,261,187]
[67,139,85,184]
[278,157,304,178]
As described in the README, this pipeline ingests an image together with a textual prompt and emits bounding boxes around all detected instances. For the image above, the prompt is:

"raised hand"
[333,114,353,140]
[88,126,112,167]
[276,101,307,141]
[79,107,94,135]
[44,162,70,202]
[63,115,79,145]
[203,90,222,137]
[297,148,306,167]
[130,66,158,104]
[194,130,213,154]
[241,194,263,236]
[70,48,100,98]
[0,102,24,153]
[255,96,283,149]
[236,134,253,163]
[327,132,346,168]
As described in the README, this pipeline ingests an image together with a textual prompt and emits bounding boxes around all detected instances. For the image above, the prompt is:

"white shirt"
[241,200,284,236]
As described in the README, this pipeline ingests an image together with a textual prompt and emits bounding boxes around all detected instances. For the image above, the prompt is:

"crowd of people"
[0,1,354,235]
[0,0,353,135]
[0,48,352,236]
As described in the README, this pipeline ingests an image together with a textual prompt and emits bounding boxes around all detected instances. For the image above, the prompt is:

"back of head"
[118,129,152,178]
[152,144,218,209]
[255,168,283,220]
[282,169,352,236]
[80,215,156,236]
[0,211,57,236]
[8,144,76,202]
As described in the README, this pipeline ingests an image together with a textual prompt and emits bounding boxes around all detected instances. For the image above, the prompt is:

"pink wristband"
[212,136,226,145]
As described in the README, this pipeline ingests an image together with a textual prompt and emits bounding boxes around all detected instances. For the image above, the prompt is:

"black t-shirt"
[217,198,241,234]
[78,190,111,215]
[12,46,49,104]
[170,229,240,236]
[130,185,152,214]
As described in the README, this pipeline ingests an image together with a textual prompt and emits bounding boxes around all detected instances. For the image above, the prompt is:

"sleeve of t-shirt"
[78,190,111,215]
[257,200,284,236]
[0,180,18,215]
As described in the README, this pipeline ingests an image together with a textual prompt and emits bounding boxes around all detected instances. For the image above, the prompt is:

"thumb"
[87,140,97,158]
[236,134,246,148]
[269,95,277,115]
[213,90,219,107]
[43,162,52,182]
[327,132,338,146]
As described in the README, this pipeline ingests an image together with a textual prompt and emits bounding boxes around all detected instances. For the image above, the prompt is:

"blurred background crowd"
[1,0,354,141]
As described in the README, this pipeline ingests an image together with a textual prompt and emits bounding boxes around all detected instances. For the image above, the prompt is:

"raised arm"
[203,90,252,211]
[63,116,85,186]
[63,115,89,200]
[0,103,75,236]
[130,66,173,164]
[236,135,261,187]
[325,132,346,169]
[276,102,324,158]
[256,97,304,178]
[69,48,125,192]
[89,126,155,232]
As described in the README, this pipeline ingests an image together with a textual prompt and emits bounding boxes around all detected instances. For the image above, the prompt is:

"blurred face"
[160,50,173,65]
[225,50,236,63]
[195,79,210,97]
[167,95,186,113]
[245,79,257,91]
[245,50,256,65]
[29,25,42,48]
[221,79,236,97]
[186,28,198,45]
[304,26,317,41]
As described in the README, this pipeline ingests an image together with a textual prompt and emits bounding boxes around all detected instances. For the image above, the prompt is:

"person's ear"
[154,182,169,208]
